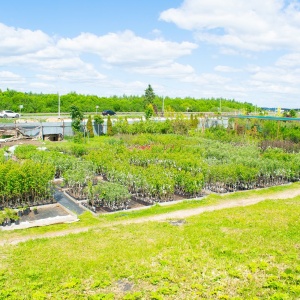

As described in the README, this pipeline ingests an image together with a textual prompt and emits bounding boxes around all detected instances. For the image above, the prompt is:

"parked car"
[0,110,20,118]
[102,110,116,116]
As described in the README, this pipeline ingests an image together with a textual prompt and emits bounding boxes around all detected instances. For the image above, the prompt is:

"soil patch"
[0,138,45,148]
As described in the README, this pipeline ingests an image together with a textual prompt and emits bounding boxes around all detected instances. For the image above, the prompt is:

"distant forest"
[0,89,256,114]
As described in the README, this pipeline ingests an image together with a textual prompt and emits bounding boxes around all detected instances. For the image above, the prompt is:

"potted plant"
[0,212,5,226]
[33,207,38,215]
[23,206,30,215]
[17,208,23,217]
[4,208,15,226]
[14,215,20,225]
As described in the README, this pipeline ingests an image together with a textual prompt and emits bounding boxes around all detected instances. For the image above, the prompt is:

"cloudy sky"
[1,0,300,108]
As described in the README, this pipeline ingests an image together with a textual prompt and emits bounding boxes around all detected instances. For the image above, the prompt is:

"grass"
[0,119,17,124]
[0,185,300,299]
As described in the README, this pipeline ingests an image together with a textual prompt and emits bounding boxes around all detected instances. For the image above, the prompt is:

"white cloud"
[182,73,231,85]
[0,23,200,97]
[275,52,300,68]
[0,23,50,55]
[215,65,241,73]
[160,0,300,52]
[57,30,198,65]
[0,71,24,83]
[132,62,195,78]
[245,63,300,98]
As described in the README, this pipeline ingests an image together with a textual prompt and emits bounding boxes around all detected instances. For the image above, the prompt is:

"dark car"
[102,110,116,116]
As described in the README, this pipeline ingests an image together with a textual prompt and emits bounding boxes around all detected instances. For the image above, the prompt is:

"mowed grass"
[0,196,300,299]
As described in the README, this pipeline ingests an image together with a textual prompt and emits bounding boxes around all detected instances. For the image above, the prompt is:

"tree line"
[0,88,255,114]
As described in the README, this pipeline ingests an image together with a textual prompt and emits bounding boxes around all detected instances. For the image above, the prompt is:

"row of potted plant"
[16,206,38,217]
[0,208,20,226]
[0,207,38,227]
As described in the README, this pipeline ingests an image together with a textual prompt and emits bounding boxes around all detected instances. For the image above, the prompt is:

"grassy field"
[0,186,300,299]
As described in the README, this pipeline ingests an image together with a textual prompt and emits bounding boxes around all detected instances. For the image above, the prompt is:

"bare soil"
[1,185,300,246]
[0,138,45,148]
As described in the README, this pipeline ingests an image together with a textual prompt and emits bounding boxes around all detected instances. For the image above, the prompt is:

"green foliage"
[283,109,297,118]
[73,132,84,144]
[289,109,297,117]
[86,181,131,210]
[94,115,104,125]
[112,118,193,135]
[0,160,55,207]
[62,159,95,199]
[70,105,83,133]
[107,116,113,136]
[0,89,258,114]
[70,144,88,157]
[123,291,142,300]
[14,145,37,159]
[145,104,154,120]
[86,115,94,138]
[0,208,18,223]
[94,115,104,135]
[231,118,300,143]
[144,84,155,107]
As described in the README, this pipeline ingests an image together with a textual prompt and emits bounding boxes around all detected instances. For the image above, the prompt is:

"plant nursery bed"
[20,205,70,222]
[64,191,86,201]
[1,204,77,231]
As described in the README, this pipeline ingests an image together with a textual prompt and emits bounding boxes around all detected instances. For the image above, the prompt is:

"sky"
[1,0,300,108]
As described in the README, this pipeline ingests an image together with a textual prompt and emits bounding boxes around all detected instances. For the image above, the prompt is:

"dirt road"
[1,186,300,246]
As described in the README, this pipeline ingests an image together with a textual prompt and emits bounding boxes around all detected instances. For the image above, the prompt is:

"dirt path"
[1,186,300,246]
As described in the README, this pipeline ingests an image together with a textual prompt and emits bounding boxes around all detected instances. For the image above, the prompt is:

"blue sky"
[1,0,300,108]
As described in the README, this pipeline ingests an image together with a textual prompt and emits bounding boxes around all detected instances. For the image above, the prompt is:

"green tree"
[94,115,104,125]
[289,109,296,118]
[144,84,155,107]
[86,115,94,138]
[283,109,297,118]
[145,104,154,120]
[70,105,83,133]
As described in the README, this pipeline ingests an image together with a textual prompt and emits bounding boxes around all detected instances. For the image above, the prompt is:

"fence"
[1,116,234,143]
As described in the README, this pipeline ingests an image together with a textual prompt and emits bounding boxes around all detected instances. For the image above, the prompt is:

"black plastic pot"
[23,207,30,215]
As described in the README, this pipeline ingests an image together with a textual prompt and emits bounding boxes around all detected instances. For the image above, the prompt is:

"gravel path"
[1,186,300,246]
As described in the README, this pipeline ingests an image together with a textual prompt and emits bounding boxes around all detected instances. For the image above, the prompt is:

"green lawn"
[0,191,300,299]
